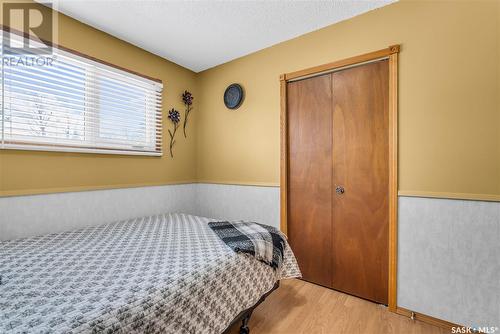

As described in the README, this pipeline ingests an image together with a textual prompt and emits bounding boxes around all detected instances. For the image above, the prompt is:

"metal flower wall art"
[182,90,194,138]
[167,108,181,158]
[165,91,193,158]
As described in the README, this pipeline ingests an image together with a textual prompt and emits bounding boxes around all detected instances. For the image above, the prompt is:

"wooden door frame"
[279,45,400,312]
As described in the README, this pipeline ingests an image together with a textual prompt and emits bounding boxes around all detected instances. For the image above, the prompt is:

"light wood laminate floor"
[229,279,448,334]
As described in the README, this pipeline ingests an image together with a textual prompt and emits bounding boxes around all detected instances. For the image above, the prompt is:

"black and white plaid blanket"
[208,221,286,269]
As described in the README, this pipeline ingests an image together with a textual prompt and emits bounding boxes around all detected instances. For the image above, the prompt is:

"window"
[0,31,163,156]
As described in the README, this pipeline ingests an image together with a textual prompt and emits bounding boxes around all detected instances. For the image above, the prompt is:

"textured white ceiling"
[45,0,396,72]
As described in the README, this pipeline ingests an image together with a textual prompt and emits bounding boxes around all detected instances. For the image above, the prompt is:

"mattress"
[0,213,300,333]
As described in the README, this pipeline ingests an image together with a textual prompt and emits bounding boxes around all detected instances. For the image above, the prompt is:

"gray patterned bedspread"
[0,213,301,333]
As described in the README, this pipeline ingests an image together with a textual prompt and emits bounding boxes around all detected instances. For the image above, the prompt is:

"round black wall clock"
[223,83,244,109]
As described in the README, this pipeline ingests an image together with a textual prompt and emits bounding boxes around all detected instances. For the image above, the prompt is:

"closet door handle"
[335,186,345,195]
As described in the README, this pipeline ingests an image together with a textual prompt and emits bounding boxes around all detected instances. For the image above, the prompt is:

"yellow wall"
[196,0,500,198]
[1,1,499,199]
[0,3,199,196]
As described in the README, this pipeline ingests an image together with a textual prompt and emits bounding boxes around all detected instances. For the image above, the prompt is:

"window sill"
[0,143,162,157]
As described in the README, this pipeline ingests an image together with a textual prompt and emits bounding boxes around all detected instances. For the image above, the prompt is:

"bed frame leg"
[239,310,253,334]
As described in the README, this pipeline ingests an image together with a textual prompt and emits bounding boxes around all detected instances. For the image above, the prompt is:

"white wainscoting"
[0,183,280,241]
[0,184,198,240]
[194,183,280,229]
[398,196,500,328]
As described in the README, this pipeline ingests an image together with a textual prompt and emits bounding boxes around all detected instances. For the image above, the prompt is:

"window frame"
[0,26,163,157]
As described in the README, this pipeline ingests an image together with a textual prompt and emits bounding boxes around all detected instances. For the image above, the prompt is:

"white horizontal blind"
[0,32,163,156]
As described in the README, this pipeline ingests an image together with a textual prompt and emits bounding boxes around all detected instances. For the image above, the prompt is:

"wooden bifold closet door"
[287,60,389,305]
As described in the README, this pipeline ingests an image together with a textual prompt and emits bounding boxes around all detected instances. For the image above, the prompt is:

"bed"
[0,213,300,333]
